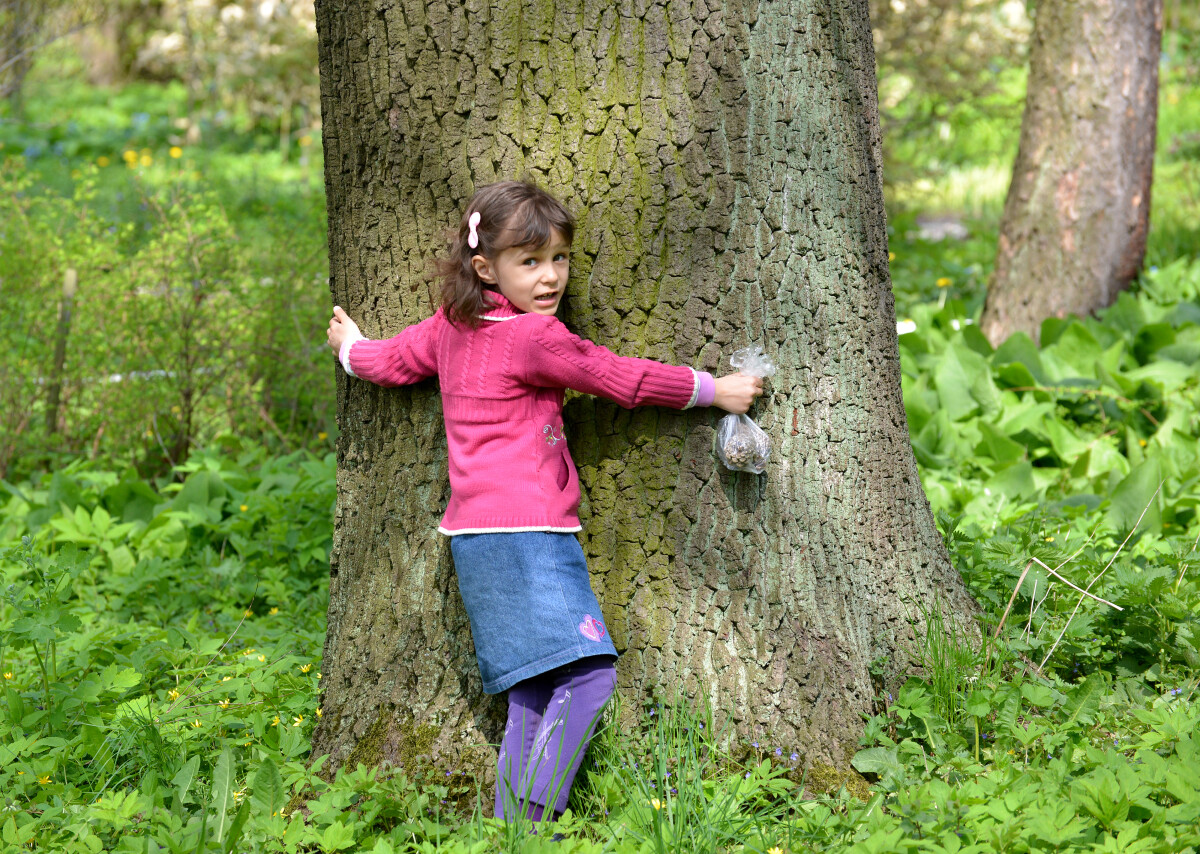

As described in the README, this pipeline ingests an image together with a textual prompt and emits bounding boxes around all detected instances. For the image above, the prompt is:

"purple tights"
[495,655,617,821]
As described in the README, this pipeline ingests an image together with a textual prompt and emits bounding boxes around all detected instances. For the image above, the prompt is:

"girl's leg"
[496,675,554,820]
[521,656,617,816]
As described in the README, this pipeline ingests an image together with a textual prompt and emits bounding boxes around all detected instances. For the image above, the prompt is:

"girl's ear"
[471,254,497,284]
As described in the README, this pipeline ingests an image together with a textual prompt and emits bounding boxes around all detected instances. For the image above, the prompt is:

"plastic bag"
[715,345,776,474]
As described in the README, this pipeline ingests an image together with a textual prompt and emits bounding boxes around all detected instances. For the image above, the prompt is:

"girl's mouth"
[534,292,559,304]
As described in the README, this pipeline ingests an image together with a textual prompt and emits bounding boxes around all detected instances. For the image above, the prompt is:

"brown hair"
[438,180,575,327]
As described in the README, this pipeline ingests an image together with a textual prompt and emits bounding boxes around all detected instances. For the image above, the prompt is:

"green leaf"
[250,758,284,818]
[172,754,200,807]
[1059,673,1105,728]
[934,344,984,421]
[210,747,236,843]
[851,745,905,787]
[992,331,1048,384]
[320,821,357,851]
[1106,458,1163,535]
[222,800,251,854]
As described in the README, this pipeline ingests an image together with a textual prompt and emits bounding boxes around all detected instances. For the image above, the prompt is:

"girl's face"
[471,229,570,316]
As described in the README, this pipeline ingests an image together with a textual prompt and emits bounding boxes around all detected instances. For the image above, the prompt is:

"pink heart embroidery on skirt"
[578,615,606,642]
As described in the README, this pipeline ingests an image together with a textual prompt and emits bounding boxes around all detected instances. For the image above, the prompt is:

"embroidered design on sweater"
[543,424,566,445]
[578,614,606,642]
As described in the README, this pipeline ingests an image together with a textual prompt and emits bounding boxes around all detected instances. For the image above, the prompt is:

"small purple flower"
[752,741,759,748]
[790,752,798,762]
[775,747,782,757]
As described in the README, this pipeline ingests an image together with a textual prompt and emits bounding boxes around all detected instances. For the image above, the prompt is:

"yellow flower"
[293,715,304,727]
[257,655,266,662]
[650,798,662,810]
[122,150,137,163]
[3,672,12,680]
[768,848,784,854]
[222,675,232,682]
[97,156,110,167]
[171,405,181,415]
[219,699,230,709]
[169,146,183,158]
[191,719,202,728]
[316,707,323,718]
[1139,439,1147,447]
[1044,537,1054,542]
[168,689,180,701]
[240,504,249,512]
[269,607,279,615]
[139,153,153,167]
[37,775,51,785]
[233,788,246,803]
[244,609,254,617]
[243,648,256,655]
[272,715,281,727]
[316,671,322,680]
[298,135,312,147]
[887,251,895,262]
[300,663,312,673]
[936,277,952,288]
[318,431,328,441]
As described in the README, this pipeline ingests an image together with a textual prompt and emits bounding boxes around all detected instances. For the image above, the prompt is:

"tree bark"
[311,0,976,798]
[980,0,1163,347]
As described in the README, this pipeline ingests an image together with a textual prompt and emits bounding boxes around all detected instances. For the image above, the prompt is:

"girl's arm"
[326,306,441,387]
[521,316,763,413]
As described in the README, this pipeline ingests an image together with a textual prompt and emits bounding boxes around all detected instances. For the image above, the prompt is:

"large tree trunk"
[311,0,976,798]
[980,0,1163,347]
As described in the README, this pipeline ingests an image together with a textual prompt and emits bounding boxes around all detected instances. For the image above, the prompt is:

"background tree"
[310,0,977,793]
[868,0,1030,176]
[0,0,103,109]
[979,0,1164,346]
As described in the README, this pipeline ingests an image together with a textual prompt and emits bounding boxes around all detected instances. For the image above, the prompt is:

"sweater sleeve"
[521,316,706,409]
[346,310,443,387]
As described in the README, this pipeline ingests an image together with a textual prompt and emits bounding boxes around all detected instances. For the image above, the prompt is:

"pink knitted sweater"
[346,293,715,534]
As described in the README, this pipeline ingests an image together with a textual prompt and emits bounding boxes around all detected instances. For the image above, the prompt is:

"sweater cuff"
[340,333,366,377]
[684,370,716,409]
[694,371,716,408]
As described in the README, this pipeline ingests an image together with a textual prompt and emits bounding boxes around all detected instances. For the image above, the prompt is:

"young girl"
[326,180,763,824]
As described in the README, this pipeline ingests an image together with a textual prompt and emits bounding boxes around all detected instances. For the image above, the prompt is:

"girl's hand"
[327,306,362,355]
[713,373,764,414]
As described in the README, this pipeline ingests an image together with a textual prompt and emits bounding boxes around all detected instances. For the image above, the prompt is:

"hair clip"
[467,211,481,249]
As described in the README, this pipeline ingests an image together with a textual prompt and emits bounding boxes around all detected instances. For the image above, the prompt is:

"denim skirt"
[449,532,619,694]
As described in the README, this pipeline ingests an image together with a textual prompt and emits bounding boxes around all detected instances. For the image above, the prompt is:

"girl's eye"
[554,254,567,262]
[523,258,538,266]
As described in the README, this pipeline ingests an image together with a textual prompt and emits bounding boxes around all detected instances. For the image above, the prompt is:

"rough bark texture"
[311,0,976,797]
[980,0,1163,347]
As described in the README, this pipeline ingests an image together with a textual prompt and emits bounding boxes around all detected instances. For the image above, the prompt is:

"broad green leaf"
[1106,458,1163,535]
[987,461,1036,501]
[1045,322,1102,377]
[975,422,1026,466]
[934,344,984,421]
[992,331,1048,384]
[211,747,236,843]
[1059,673,1105,728]
[850,746,905,786]
[250,759,284,818]
[172,754,201,807]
